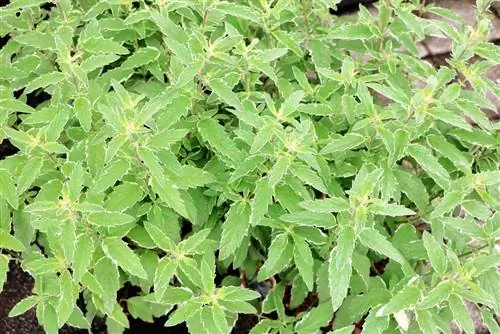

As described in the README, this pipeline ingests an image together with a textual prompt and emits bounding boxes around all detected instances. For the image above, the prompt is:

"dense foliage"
[0,0,499,333]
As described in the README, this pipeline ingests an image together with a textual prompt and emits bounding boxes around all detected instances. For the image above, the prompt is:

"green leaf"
[415,309,438,334]
[165,300,201,327]
[331,23,374,39]
[394,168,429,212]
[250,124,275,154]
[421,231,447,276]
[219,201,250,260]
[273,31,302,56]
[121,47,160,69]
[73,97,92,132]
[81,54,120,72]
[293,235,314,291]
[0,169,19,209]
[161,286,193,304]
[57,270,78,326]
[359,229,408,267]
[17,156,43,195]
[281,91,304,116]
[320,133,365,154]
[87,211,135,226]
[179,228,211,254]
[144,221,176,252]
[473,42,500,63]
[0,230,25,251]
[406,144,451,190]
[8,295,39,317]
[0,255,8,293]
[257,234,293,281]
[25,72,66,94]
[268,155,290,189]
[377,285,420,316]
[72,234,94,282]
[250,179,273,226]
[368,202,415,216]
[198,119,243,166]
[0,99,35,114]
[418,280,453,309]
[299,197,350,213]
[208,78,244,112]
[427,134,471,170]
[449,295,475,334]
[200,307,226,334]
[280,211,336,228]
[218,299,257,314]
[219,286,261,301]
[329,227,355,312]
[102,237,147,279]
[154,257,177,301]
[216,2,261,23]
[81,37,129,54]
[294,302,333,333]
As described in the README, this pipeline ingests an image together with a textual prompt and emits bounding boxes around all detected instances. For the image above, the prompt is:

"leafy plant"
[0,0,499,333]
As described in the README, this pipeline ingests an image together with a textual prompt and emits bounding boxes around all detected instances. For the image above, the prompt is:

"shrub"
[0,0,499,333]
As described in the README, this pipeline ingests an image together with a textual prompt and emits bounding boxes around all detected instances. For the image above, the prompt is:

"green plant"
[0,0,499,333]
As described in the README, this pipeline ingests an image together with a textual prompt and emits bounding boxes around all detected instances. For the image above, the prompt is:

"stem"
[457,244,488,258]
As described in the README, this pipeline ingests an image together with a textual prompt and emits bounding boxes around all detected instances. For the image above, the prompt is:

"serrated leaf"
[299,197,350,213]
[250,124,274,154]
[368,202,415,216]
[121,47,160,69]
[406,144,451,190]
[8,295,39,317]
[216,3,261,23]
[329,227,355,312]
[154,257,177,301]
[377,285,420,316]
[198,118,243,166]
[81,37,129,54]
[102,237,147,279]
[418,280,452,309]
[87,211,135,226]
[250,179,273,226]
[321,133,365,154]
[219,201,250,260]
[449,295,475,334]
[474,42,500,63]
[268,155,290,189]
[81,54,120,72]
[73,97,92,132]
[294,302,333,333]
[25,72,66,94]
[272,31,302,56]
[293,235,314,291]
[219,286,261,301]
[144,221,176,252]
[359,228,408,267]
[394,168,429,212]
[280,211,336,228]
[165,300,201,327]
[415,309,438,334]
[0,255,8,293]
[281,91,304,116]
[72,234,94,282]
[0,230,25,251]
[257,233,293,281]
[422,231,447,276]
[0,169,18,209]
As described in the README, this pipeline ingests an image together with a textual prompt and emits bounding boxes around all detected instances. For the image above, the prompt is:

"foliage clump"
[0,0,499,333]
